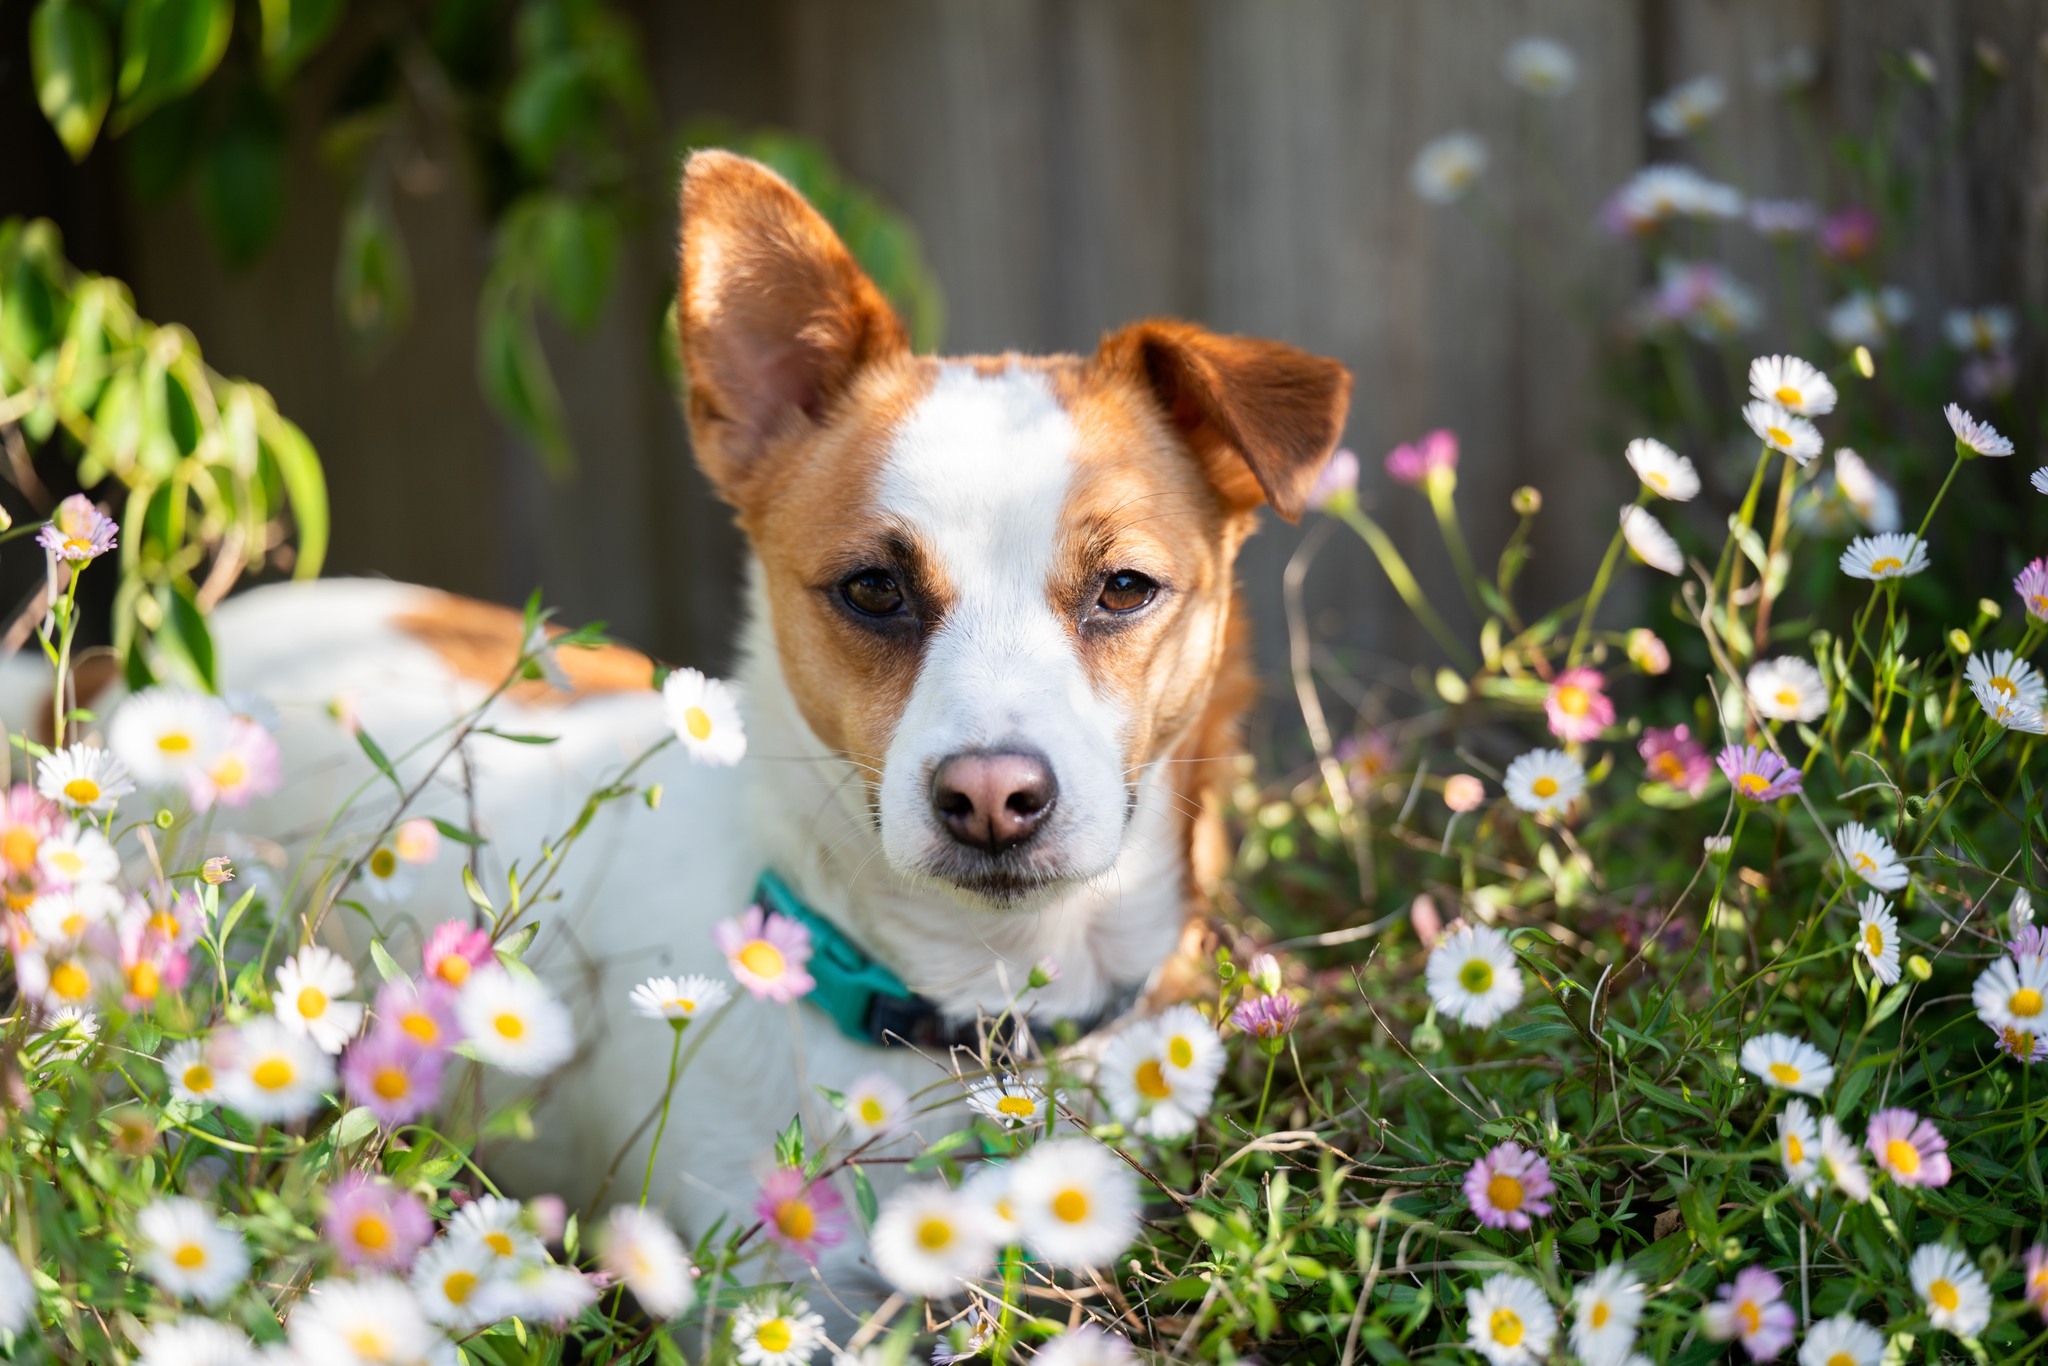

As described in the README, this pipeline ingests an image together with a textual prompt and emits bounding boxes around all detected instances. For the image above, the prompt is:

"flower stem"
[1425,475,1485,617]
[1252,1051,1279,1133]
[1567,501,1639,668]
[1332,506,1477,672]
[638,1022,688,1208]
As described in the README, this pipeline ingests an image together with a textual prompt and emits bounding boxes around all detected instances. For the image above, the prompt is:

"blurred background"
[3,0,2043,742]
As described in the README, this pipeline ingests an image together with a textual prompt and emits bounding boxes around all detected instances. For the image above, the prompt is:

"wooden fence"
[97,0,2048,732]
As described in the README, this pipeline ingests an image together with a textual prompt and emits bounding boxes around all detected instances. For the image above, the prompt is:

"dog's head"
[678,151,1349,906]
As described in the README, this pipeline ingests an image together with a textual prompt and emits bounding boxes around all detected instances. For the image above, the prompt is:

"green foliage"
[0,220,327,686]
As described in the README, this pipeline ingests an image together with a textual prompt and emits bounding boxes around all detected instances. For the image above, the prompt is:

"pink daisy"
[116,906,189,1011]
[1995,1023,2048,1064]
[1704,1265,1795,1360]
[714,904,815,1003]
[323,1173,431,1271]
[754,1166,846,1264]
[1304,448,1359,511]
[35,495,117,564]
[1626,628,1671,675]
[421,920,493,991]
[2011,925,2048,963]
[2017,558,2048,622]
[1230,993,1301,1043]
[1385,429,1458,488]
[1462,1141,1554,1232]
[0,785,62,910]
[1545,669,1614,743]
[340,1028,446,1126]
[186,717,282,812]
[1819,206,1877,262]
[140,886,205,952]
[2024,1243,2048,1316]
[1717,745,1803,802]
[1640,725,1711,797]
[374,977,462,1053]
[1866,1108,1952,1187]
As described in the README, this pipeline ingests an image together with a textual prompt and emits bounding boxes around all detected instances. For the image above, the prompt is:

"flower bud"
[1027,956,1060,990]
[1703,834,1733,858]
[1512,485,1543,515]
[1626,628,1671,676]
[1979,598,2002,620]
[1442,774,1487,813]
[1948,629,1971,655]
[1436,669,1470,705]
[1907,954,1933,981]
[1853,345,1875,379]
[201,856,234,886]
[1248,952,1282,995]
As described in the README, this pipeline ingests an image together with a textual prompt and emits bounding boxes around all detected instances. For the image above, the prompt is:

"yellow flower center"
[756,1319,793,1353]
[774,1199,817,1242]
[1767,1062,1802,1086]
[666,998,695,1014]
[354,1214,391,1250]
[996,1095,1035,1119]
[1864,924,1885,958]
[1737,773,1770,798]
[1490,1307,1524,1347]
[1852,852,1876,874]
[916,1217,954,1251]
[157,732,193,754]
[183,1064,213,1093]
[493,1012,525,1040]
[1591,1301,1610,1328]
[1737,1301,1761,1336]
[1652,754,1685,783]
[1931,1278,1959,1312]
[2,828,38,871]
[1459,959,1495,994]
[1991,675,2017,698]
[443,1270,478,1304]
[485,1231,515,1257]
[1826,1354,1855,1366]
[1886,1138,1921,1176]
[437,955,471,987]
[1530,775,1559,799]
[63,778,101,805]
[368,848,398,879]
[1766,426,1793,448]
[2007,1028,2037,1057]
[1486,1173,1524,1212]
[684,706,714,741]
[50,961,90,1000]
[401,1011,440,1045]
[1556,686,1589,716]
[373,1066,410,1100]
[128,962,161,1000]
[1870,557,1903,574]
[1773,386,1802,406]
[211,756,247,788]
[858,1097,886,1125]
[738,940,785,980]
[252,1057,294,1091]
[149,912,181,940]
[1784,1133,1805,1165]
[1135,1059,1172,1100]
[49,851,83,878]
[1647,471,1669,490]
[297,986,328,1020]
[173,1242,207,1269]
[60,911,87,938]
[1775,688,1800,710]
[1052,1188,1090,1224]
[2032,594,2048,616]
[2011,988,2044,1017]
[62,536,92,555]
[1168,1036,1195,1068]
[345,1328,390,1358]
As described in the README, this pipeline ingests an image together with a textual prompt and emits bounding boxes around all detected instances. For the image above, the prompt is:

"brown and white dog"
[82,152,1350,1288]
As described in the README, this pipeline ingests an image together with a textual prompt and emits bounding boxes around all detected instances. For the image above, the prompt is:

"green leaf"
[123,97,204,202]
[162,583,219,691]
[462,866,494,915]
[336,195,413,355]
[333,1106,380,1148]
[773,1114,804,1171]
[258,408,328,579]
[369,938,405,986]
[473,728,558,745]
[196,90,287,268]
[477,291,570,476]
[850,1164,878,1224]
[257,0,342,78]
[431,818,487,847]
[355,728,399,788]
[117,0,233,130]
[31,0,113,161]
[495,922,539,962]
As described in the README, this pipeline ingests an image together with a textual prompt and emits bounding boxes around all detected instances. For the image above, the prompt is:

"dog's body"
[31,153,1350,1291]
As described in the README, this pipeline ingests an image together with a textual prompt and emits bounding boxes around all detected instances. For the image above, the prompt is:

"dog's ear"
[677,150,909,499]
[1094,320,1351,523]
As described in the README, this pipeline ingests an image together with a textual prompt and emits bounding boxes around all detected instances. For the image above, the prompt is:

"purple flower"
[1704,1265,1795,1360]
[2014,557,2048,622]
[1866,1107,1951,1187]
[1544,668,1613,743]
[1639,725,1711,798]
[35,495,117,564]
[1304,447,1360,511]
[323,1172,431,1270]
[1819,205,1878,262]
[1717,745,1803,802]
[1995,1022,2048,1064]
[1462,1141,1554,1231]
[1626,628,1671,675]
[714,904,815,1003]
[754,1165,846,1264]
[374,977,461,1053]
[340,1027,446,1126]
[1747,199,1816,239]
[2011,925,2048,963]
[1230,993,1301,1043]
[1384,429,1458,489]
[2024,1243,2048,1315]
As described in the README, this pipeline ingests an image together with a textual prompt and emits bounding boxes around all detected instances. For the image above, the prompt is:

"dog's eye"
[840,569,906,618]
[1097,570,1158,614]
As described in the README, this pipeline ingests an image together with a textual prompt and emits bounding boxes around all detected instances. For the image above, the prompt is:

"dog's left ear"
[1094,320,1351,523]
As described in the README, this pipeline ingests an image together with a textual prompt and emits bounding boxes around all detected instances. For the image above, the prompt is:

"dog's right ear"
[677,150,909,500]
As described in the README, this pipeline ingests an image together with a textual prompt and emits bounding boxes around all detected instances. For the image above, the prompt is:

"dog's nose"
[931,751,1057,853]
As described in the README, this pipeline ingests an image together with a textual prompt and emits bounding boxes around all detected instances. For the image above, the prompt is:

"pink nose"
[930,751,1057,853]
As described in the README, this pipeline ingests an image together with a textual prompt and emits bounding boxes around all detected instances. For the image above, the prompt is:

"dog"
[41,151,1350,1292]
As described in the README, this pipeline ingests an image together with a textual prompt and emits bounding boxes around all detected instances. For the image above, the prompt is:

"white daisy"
[1778,1099,1820,1192]
[470,1262,596,1324]
[1965,650,2046,713]
[1425,923,1524,1029]
[1840,532,1928,581]
[1502,748,1584,816]
[35,745,135,816]
[447,1195,546,1270]
[1569,1263,1643,1366]
[1411,132,1488,204]
[1747,656,1828,723]
[455,968,574,1076]
[965,1076,1053,1130]
[1739,1032,1834,1096]
[1833,449,1901,531]
[28,883,121,947]
[356,843,414,903]
[1945,402,2014,457]
[0,1250,30,1338]
[1099,1017,1212,1140]
[1008,1138,1140,1271]
[2013,887,2037,936]
[1854,894,1901,985]
[662,668,746,766]
[1798,1313,1884,1366]
[1972,954,2048,1034]
[1742,401,1824,463]
[1943,306,2015,353]
[163,1037,223,1106]
[1817,1114,1872,1202]
[1836,822,1909,892]
[1618,505,1684,575]
[627,973,733,1024]
[965,1163,1022,1246]
[1825,288,1913,349]
[274,944,366,1054]
[730,1295,827,1366]
[2033,467,2048,496]
[1749,354,1838,416]
[410,1236,500,1330]
[1466,1271,1557,1366]
[135,1197,249,1307]
[599,1206,694,1319]
[1155,1004,1225,1091]
[36,825,117,886]
[1624,438,1699,501]
[1909,1243,1991,1336]
[131,1316,259,1366]
[1503,37,1577,96]
[1033,1327,1137,1366]
[37,1003,98,1055]
[1974,688,2048,734]
[286,1274,452,1365]
[870,1180,996,1297]
[215,1017,336,1123]
[839,1072,909,1142]
[108,688,232,787]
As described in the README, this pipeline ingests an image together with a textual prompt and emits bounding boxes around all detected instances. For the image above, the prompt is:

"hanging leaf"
[196,89,288,268]
[477,289,570,477]
[257,0,343,80]
[116,0,233,131]
[30,0,114,162]
[335,195,413,355]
